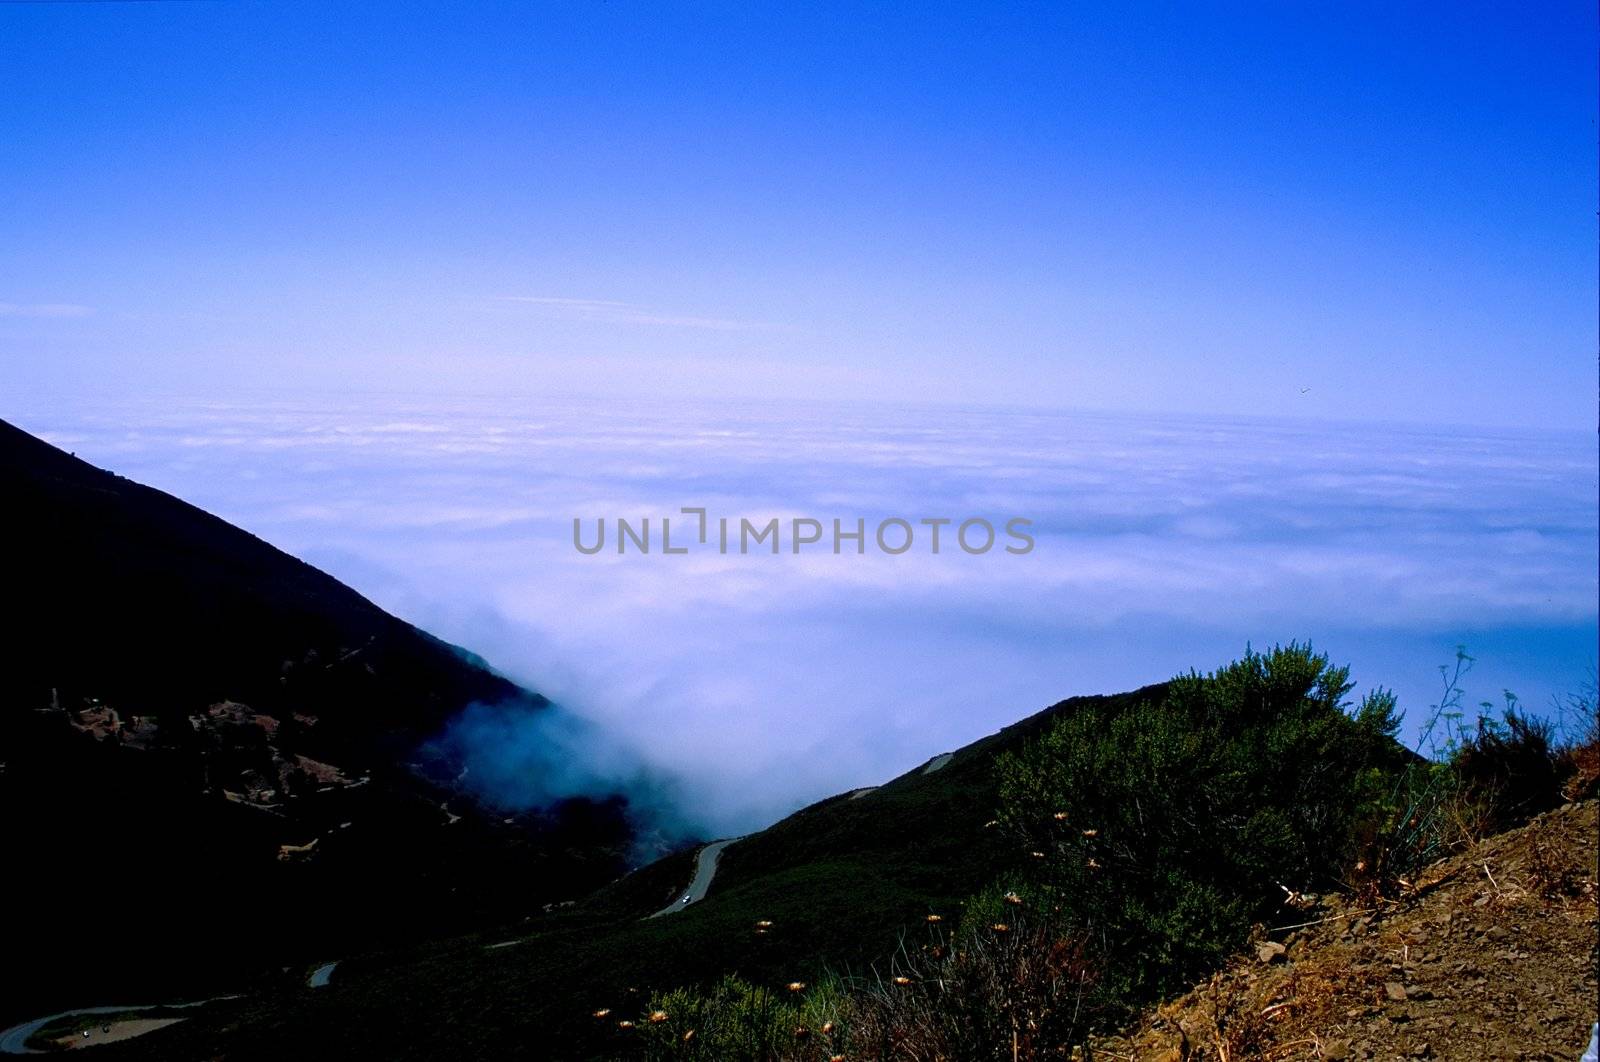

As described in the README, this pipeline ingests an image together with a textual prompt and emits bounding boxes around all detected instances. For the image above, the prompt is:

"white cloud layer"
[13,394,1597,835]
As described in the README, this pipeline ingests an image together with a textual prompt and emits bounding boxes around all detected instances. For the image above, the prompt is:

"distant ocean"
[14,392,1596,834]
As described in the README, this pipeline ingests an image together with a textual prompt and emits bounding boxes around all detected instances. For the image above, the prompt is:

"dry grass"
[834,910,1098,1061]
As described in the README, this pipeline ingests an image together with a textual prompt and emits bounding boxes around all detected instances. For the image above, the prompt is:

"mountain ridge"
[0,417,636,1021]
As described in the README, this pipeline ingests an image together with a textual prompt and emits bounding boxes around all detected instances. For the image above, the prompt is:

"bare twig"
[1268,913,1344,933]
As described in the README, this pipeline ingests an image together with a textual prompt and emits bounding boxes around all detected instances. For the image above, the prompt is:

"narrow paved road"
[2,1007,139,1055]
[0,997,239,1055]
[648,837,740,918]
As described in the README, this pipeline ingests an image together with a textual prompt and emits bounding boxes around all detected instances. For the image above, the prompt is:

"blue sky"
[1,4,1595,831]
[3,1,1595,424]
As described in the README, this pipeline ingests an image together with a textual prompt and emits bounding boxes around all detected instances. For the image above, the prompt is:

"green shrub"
[1554,671,1600,801]
[1451,707,1562,832]
[994,643,1402,1006]
[594,974,848,1061]
[1367,651,1582,894]
[620,909,1099,1062]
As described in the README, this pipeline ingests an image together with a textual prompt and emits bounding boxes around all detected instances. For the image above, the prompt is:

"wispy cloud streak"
[0,301,93,318]
[489,295,768,331]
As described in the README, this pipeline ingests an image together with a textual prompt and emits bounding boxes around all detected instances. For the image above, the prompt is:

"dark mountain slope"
[97,684,1170,1060]
[1,415,520,746]
[0,418,633,1020]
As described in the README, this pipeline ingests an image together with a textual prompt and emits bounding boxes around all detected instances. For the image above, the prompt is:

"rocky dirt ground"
[1091,800,1598,1061]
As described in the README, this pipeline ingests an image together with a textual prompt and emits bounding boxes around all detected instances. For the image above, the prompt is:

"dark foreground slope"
[0,419,634,1020]
[93,684,1163,1060]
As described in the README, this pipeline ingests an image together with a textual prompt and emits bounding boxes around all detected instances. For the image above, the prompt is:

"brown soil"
[1091,801,1598,1061]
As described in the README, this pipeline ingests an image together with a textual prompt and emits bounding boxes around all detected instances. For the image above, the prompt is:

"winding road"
[648,837,740,918]
[1,1007,139,1055]
[8,761,955,1050]
[0,997,239,1055]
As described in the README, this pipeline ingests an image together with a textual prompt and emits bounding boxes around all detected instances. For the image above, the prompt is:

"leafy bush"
[1365,651,1589,895]
[590,647,1588,1060]
[1554,670,1600,802]
[1452,708,1562,832]
[591,974,848,1061]
[994,643,1402,1006]
[614,906,1098,1061]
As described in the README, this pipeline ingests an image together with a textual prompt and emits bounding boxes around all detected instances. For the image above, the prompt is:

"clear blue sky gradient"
[2,2,1596,424]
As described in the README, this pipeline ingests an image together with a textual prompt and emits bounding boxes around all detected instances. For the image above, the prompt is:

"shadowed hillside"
[0,419,636,1020]
[83,643,1598,1061]
[76,684,1167,1060]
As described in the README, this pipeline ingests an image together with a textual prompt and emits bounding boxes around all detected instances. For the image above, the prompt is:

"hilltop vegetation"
[91,641,1594,1061]
[543,647,1595,1062]
[995,645,1407,1005]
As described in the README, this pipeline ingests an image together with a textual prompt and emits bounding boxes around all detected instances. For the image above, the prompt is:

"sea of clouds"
[12,393,1596,838]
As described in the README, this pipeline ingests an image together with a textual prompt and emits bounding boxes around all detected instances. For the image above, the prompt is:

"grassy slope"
[104,686,1166,1060]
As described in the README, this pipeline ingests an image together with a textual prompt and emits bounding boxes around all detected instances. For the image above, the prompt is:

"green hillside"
[97,685,1162,1060]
